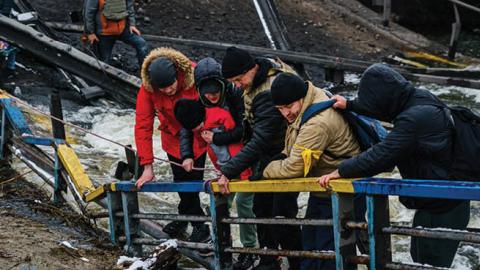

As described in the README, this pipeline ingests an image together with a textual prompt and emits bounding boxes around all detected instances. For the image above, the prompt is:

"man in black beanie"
[217,47,301,270]
[264,73,361,270]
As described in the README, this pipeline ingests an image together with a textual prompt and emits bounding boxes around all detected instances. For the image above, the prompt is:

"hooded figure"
[336,64,470,268]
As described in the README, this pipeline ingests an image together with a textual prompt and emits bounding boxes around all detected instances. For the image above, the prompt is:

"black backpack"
[447,106,480,181]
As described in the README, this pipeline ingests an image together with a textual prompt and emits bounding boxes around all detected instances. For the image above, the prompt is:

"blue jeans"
[301,195,336,270]
[97,26,148,66]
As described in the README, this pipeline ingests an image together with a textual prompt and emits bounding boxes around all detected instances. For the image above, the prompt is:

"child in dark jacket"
[174,98,251,180]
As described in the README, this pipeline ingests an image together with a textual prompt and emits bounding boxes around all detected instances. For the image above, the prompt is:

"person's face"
[227,66,257,90]
[158,80,178,96]
[204,92,221,104]
[275,99,303,123]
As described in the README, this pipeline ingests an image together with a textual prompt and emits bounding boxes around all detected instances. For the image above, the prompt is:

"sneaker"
[252,259,281,270]
[189,224,211,243]
[163,221,188,238]
[234,253,259,270]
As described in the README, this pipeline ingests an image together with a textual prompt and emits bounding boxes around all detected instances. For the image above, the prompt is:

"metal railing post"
[367,195,391,270]
[0,107,6,159]
[121,191,142,256]
[53,149,63,204]
[332,193,358,270]
[107,191,123,245]
[210,192,232,270]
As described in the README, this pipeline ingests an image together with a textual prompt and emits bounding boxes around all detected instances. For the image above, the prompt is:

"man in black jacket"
[217,47,301,270]
[319,63,470,268]
[179,57,258,269]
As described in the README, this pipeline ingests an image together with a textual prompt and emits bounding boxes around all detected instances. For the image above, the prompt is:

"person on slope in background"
[134,47,210,243]
[318,63,470,268]
[83,0,148,68]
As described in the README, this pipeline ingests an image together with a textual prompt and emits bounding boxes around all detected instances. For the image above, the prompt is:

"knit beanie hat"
[221,47,255,79]
[271,73,308,105]
[148,57,177,89]
[174,99,205,130]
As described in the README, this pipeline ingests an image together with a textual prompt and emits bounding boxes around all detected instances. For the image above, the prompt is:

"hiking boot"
[163,221,188,238]
[234,253,258,270]
[252,258,281,270]
[188,224,211,243]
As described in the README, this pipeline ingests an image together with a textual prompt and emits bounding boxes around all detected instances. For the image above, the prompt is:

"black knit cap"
[271,73,308,105]
[148,57,177,89]
[221,46,255,79]
[174,99,205,130]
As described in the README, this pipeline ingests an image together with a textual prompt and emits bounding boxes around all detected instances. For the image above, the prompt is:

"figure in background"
[83,0,148,67]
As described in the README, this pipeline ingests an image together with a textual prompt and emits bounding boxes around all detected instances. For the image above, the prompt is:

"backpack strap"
[300,99,336,126]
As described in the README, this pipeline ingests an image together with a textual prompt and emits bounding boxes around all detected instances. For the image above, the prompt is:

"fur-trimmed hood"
[141,47,194,92]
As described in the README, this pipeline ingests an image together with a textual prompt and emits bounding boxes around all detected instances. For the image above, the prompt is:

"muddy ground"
[0,162,120,270]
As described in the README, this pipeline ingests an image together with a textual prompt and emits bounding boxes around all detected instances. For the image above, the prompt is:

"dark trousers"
[96,25,148,66]
[168,153,206,227]
[254,192,302,269]
[301,195,336,270]
[411,200,470,267]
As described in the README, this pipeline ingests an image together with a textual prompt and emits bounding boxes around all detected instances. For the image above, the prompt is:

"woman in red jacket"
[134,47,209,243]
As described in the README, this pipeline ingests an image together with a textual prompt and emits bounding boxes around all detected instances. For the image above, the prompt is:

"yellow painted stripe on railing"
[57,144,95,198]
[0,90,12,99]
[85,185,106,202]
[210,178,357,193]
[403,51,467,68]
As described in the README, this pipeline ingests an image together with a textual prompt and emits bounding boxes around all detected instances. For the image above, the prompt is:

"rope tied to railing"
[5,94,220,174]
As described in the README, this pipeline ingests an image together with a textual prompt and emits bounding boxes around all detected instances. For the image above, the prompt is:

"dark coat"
[220,58,287,180]
[338,64,459,213]
[179,58,245,160]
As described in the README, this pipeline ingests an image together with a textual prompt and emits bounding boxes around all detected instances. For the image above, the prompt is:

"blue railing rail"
[103,179,480,270]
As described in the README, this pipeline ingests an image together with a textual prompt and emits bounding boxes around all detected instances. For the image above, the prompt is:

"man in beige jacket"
[263,73,360,270]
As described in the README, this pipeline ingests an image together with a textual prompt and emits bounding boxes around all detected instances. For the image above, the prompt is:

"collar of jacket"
[290,81,318,130]
[140,47,194,93]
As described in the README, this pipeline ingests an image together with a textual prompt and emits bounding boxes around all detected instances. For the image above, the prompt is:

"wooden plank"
[56,144,95,198]
[85,185,106,202]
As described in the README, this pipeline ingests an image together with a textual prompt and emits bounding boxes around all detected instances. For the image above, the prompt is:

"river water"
[9,73,480,269]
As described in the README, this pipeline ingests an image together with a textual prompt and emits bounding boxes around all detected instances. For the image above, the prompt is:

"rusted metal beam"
[225,247,336,259]
[385,262,445,270]
[0,15,140,105]
[221,217,333,226]
[383,226,480,243]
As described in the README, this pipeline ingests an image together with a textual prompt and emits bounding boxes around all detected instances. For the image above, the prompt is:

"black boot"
[163,220,188,239]
[253,258,281,270]
[188,224,211,243]
[234,253,259,270]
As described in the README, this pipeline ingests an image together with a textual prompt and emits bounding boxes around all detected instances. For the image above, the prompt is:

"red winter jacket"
[203,107,251,180]
[135,48,207,165]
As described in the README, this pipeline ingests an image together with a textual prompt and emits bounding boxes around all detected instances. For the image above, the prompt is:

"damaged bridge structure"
[1,90,480,270]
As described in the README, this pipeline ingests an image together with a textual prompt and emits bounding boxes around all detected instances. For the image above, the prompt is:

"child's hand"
[201,130,214,144]
[182,158,194,172]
